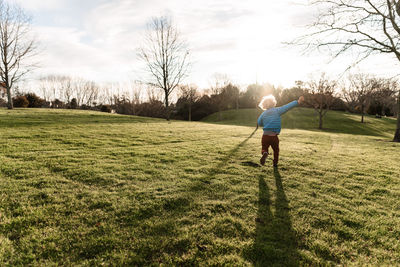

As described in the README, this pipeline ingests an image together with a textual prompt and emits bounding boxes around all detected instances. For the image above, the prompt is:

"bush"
[25,93,46,108]
[0,98,7,107]
[51,99,65,108]
[80,104,91,110]
[114,97,134,115]
[331,97,347,111]
[69,98,78,109]
[136,100,167,118]
[100,105,112,113]
[190,95,217,121]
[13,95,29,108]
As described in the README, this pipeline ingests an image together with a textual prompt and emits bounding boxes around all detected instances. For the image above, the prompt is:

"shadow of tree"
[245,169,300,266]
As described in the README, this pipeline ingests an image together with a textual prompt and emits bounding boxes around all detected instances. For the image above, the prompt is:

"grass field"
[0,108,400,265]
[203,107,396,137]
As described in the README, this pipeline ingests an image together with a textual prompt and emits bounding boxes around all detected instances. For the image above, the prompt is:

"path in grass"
[0,109,400,265]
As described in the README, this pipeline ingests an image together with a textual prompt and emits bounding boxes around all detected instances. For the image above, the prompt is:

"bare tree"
[341,84,358,113]
[292,0,400,140]
[39,75,70,103]
[39,76,52,102]
[131,81,144,105]
[209,73,231,95]
[373,78,398,116]
[62,77,73,104]
[305,74,337,129]
[81,81,99,106]
[179,84,199,121]
[396,92,400,138]
[138,16,190,120]
[0,0,37,109]
[209,73,231,121]
[343,74,377,123]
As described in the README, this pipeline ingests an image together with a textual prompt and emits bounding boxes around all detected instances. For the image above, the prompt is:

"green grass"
[202,107,397,137]
[0,108,400,265]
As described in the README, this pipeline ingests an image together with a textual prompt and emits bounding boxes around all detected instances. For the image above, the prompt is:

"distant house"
[0,82,5,98]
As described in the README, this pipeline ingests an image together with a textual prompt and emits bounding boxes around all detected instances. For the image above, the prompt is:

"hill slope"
[0,108,400,265]
[202,107,397,137]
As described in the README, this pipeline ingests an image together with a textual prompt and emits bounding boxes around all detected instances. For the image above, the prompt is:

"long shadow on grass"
[245,169,300,266]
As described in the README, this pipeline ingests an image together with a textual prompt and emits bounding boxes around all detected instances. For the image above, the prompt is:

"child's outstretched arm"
[276,100,298,115]
[276,96,304,115]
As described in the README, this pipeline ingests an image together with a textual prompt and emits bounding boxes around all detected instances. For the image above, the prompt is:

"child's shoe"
[260,152,268,166]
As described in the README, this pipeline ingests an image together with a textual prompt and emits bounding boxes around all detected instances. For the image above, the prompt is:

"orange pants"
[261,135,280,166]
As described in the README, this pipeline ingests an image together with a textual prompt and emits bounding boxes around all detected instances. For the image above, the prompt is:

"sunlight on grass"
[203,107,397,138]
[0,108,399,265]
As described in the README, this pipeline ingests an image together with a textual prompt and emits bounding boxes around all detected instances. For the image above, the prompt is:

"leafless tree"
[131,81,144,105]
[82,81,99,106]
[62,77,73,104]
[39,75,71,103]
[209,73,231,121]
[305,74,337,129]
[179,84,199,121]
[39,76,53,102]
[0,0,37,109]
[39,75,100,107]
[343,74,378,123]
[138,16,190,120]
[341,84,358,113]
[373,78,398,116]
[146,85,162,103]
[291,0,400,140]
[209,73,231,95]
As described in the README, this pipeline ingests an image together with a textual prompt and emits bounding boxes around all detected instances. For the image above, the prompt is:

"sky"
[10,0,400,90]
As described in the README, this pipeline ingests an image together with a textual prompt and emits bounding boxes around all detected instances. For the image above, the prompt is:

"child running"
[257,95,304,167]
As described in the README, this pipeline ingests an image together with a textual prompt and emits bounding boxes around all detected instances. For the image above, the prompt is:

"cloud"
[32,25,135,82]
[16,0,400,91]
[24,0,315,87]
[12,0,67,11]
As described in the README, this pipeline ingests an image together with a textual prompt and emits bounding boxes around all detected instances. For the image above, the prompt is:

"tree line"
[1,73,397,129]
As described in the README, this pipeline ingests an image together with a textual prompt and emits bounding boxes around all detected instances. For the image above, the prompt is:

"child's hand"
[298,96,304,104]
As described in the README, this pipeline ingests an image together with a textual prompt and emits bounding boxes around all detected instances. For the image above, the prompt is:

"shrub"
[25,93,46,108]
[13,95,29,108]
[190,95,217,121]
[0,98,7,107]
[80,104,91,110]
[114,97,134,115]
[52,99,65,109]
[69,98,78,109]
[136,100,167,118]
[100,105,112,113]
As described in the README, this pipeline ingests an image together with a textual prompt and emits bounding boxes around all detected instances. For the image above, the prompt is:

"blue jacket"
[257,100,298,134]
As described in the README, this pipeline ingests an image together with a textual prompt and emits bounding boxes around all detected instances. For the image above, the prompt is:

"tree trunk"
[318,111,323,129]
[188,102,192,121]
[394,93,400,142]
[236,96,239,110]
[361,105,364,123]
[6,85,13,109]
[165,91,170,121]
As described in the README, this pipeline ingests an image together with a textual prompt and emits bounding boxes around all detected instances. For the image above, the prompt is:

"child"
[257,95,304,167]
